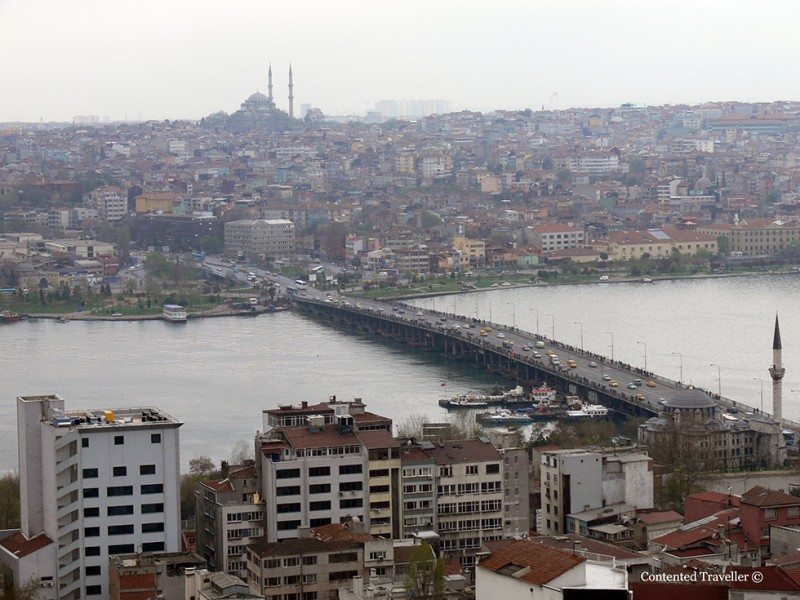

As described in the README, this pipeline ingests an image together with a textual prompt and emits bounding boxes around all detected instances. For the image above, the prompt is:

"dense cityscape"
[4,3,800,599]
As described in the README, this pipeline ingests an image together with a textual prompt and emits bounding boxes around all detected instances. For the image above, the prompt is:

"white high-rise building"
[0,395,182,600]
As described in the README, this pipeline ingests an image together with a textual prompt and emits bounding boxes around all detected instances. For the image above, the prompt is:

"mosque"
[203,63,297,132]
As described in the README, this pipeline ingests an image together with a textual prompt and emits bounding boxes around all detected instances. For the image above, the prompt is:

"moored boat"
[162,304,188,323]
[0,311,26,324]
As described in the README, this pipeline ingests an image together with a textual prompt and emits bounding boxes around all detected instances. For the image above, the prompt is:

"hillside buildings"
[0,395,182,600]
[224,219,296,259]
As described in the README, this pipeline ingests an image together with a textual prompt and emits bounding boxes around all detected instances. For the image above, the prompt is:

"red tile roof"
[425,439,501,465]
[311,523,375,543]
[637,510,684,525]
[741,486,800,508]
[0,532,52,558]
[725,566,800,591]
[477,538,584,586]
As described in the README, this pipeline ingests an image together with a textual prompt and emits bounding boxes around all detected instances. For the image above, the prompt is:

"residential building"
[426,439,504,569]
[186,568,264,599]
[134,192,178,214]
[452,236,485,269]
[131,214,222,252]
[108,551,206,600]
[0,395,181,600]
[739,486,800,556]
[89,187,128,223]
[224,219,295,259]
[399,443,437,538]
[554,151,620,175]
[530,224,585,253]
[195,464,264,581]
[487,428,532,538]
[476,538,627,600]
[393,245,430,275]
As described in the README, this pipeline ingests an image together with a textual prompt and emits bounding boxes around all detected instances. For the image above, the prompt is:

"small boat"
[448,397,489,409]
[162,304,188,323]
[476,409,535,425]
[565,403,613,419]
[57,316,70,323]
[0,311,26,324]
[641,277,653,283]
[509,385,556,404]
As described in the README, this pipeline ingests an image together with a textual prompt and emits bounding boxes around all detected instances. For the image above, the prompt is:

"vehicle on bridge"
[608,380,619,387]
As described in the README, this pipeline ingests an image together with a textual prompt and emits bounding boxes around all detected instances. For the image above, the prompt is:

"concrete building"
[600,228,717,261]
[725,218,800,256]
[224,219,295,259]
[399,443,437,538]
[452,236,485,269]
[89,187,128,223]
[0,395,181,600]
[186,568,264,599]
[107,551,206,600]
[487,428,532,539]
[195,464,264,581]
[257,401,399,540]
[531,224,585,254]
[426,439,504,569]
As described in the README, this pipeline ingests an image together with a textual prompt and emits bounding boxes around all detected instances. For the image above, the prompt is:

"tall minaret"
[769,315,785,423]
[288,63,295,118]
[267,63,273,103]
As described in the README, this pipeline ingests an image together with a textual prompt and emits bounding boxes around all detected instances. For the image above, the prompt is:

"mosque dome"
[247,92,270,103]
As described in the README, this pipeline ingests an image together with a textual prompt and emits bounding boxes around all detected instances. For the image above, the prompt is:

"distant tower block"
[769,315,785,423]
[288,63,295,119]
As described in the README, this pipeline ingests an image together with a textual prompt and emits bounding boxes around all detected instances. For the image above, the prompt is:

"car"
[497,333,506,339]
[560,365,570,372]
[646,380,656,387]
[111,312,122,317]
[491,283,499,287]
[599,275,609,281]
[416,311,424,316]
[627,383,638,390]
[635,394,646,401]
[632,379,643,386]
[658,398,667,405]
[588,361,598,368]
[469,323,476,328]
[532,351,542,358]
[545,350,556,357]
[608,380,619,387]
[602,374,612,381]
[522,346,530,351]
[324,298,332,303]
[501,282,511,287]
[480,331,489,337]
[453,325,461,329]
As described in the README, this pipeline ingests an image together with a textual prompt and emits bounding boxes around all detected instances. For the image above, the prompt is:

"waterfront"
[3,273,799,473]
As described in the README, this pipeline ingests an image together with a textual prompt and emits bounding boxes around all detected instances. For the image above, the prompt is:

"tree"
[189,456,215,476]
[420,211,442,228]
[716,235,730,256]
[405,543,445,600]
[230,440,253,466]
[2,577,41,600]
[557,169,574,184]
[0,472,20,530]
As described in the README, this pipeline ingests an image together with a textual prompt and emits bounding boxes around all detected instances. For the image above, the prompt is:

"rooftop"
[478,538,584,586]
[424,438,501,465]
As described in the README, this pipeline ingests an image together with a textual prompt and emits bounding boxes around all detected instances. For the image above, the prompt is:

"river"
[2,273,799,473]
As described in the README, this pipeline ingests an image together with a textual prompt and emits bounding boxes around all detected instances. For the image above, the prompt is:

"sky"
[1,0,799,122]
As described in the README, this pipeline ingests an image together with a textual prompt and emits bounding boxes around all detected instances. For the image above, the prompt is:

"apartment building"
[224,219,296,259]
[530,224,585,253]
[257,402,399,541]
[108,551,206,600]
[195,464,265,581]
[554,151,620,175]
[452,236,486,269]
[246,533,365,599]
[0,395,181,600]
[88,187,128,222]
[487,429,532,539]
[540,448,653,537]
[393,245,430,274]
[427,439,504,569]
[399,444,437,538]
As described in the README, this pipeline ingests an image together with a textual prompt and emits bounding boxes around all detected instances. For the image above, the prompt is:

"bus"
[192,252,206,262]
[294,280,308,291]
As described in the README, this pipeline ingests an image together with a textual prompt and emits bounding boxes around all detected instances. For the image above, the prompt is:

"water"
[409,274,800,420]
[3,274,799,472]
[0,313,495,473]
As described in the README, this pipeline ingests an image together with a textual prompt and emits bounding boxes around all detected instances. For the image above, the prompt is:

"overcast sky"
[2,0,798,122]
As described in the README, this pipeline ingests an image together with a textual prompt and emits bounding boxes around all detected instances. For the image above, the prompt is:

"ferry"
[564,403,613,420]
[438,385,525,409]
[508,385,556,405]
[162,304,188,323]
[447,397,489,409]
[476,409,535,426]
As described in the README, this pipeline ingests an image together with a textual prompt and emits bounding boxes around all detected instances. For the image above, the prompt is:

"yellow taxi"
[608,380,619,387]
[646,380,656,387]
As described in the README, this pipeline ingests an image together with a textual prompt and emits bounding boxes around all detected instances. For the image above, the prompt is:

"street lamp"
[533,308,539,336]
[753,377,764,411]
[710,363,721,397]
[606,331,614,361]
[672,351,683,383]
[637,341,647,371]
[507,302,516,328]
[546,314,555,339]
[574,321,584,351]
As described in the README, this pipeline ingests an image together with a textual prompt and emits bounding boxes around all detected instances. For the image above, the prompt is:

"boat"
[447,397,489,409]
[57,316,69,324]
[641,277,653,283]
[476,408,535,426]
[162,304,188,323]
[564,403,613,420]
[0,311,26,324]
[508,385,556,405]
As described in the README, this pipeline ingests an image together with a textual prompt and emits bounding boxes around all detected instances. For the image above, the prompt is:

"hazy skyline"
[2,0,799,122]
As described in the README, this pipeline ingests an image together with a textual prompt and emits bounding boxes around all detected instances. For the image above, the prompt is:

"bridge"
[290,290,800,437]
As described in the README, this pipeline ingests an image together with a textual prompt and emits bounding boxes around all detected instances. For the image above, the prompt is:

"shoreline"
[19,305,288,322]
[363,268,800,301]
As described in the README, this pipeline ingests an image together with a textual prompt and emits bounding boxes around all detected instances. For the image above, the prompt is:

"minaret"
[267,63,273,103]
[769,315,785,423]
[288,63,294,118]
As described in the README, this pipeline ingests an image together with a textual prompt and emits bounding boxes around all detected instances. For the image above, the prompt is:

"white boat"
[448,398,489,409]
[565,404,612,419]
[530,386,557,403]
[162,304,187,323]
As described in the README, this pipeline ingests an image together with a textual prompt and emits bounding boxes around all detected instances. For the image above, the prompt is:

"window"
[85,566,101,576]
[277,503,301,514]
[310,501,331,511]
[82,438,89,448]
[277,486,301,496]
[309,483,331,494]
[141,484,163,494]
[142,522,164,533]
[83,507,99,518]
[370,469,389,477]
[107,486,133,497]
[329,552,359,563]
[466,465,478,475]
[142,542,164,552]
[277,520,301,531]
[339,464,362,475]
[139,464,156,475]
[86,585,102,595]
[440,466,452,478]
[141,503,164,514]
[276,468,300,479]
[108,505,134,516]
[108,543,135,554]
[339,481,362,492]
[310,517,331,527]
[340,498,363,509]
[309,466,330,477]
[371,484,390,494]
[86,546,100,556]
[108,524,134,536]
[765,508,777,520]
[761,528,769,537]
[82,468,98,479]
[789,506,799,517]
[284,557,300,567]
[113,466,127,477]
[303,555,317,566]
[486,464,500,474]
[85,527,100,537]
[114,435,124,446]
[150,433,161,444]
